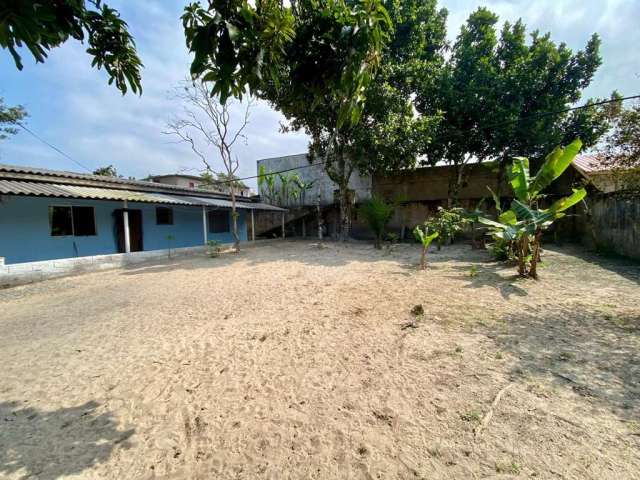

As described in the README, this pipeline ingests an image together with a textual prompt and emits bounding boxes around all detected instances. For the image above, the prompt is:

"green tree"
[1,1,142,94]
[602,101,640,191]
[92,164,119,177]
[183,0,442,241]
[0,98,27,141]
[417,7,612,204]
[268,0,444,239]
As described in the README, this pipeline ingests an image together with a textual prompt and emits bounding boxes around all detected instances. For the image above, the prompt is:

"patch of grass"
[495,352,503,360]
[460,410,481,423]
[469,264,479,278]
[495,461,521,475]
[558,351,575,362]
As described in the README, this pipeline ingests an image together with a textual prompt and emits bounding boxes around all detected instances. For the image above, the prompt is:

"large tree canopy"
[416,7,614,201]
[1,1,142,94]
[183,0,412,239]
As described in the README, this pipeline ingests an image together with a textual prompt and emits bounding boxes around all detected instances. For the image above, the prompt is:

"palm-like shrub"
[360,196,395,249]
[479,139,586,279]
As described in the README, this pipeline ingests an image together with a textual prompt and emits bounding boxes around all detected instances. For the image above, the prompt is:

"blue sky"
[0,0,638,188]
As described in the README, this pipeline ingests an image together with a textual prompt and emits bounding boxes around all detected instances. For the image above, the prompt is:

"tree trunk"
[317,191,323,240]
[338,183,351,242]
[420,246,426,269]
[496,154,509,198]
[517,234,529,277]
[447,161,465,207]
[528,228,543,279]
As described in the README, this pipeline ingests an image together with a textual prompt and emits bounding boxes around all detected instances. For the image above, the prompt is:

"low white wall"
[0,246,207,288]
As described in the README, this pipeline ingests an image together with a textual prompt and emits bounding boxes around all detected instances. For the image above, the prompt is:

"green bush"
[424,206,467,250]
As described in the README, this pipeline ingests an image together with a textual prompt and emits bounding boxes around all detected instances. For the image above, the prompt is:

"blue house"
[0,164,284,265]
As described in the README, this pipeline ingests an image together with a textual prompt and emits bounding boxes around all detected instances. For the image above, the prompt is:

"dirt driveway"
[1,241,639,479]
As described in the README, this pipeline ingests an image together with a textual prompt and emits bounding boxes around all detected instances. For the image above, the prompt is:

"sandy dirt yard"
[1,240,639,479]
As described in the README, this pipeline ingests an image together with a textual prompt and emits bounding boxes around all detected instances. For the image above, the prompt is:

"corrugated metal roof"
[0,163,248,198]
[0,180,285,211]
[573,155,610,175]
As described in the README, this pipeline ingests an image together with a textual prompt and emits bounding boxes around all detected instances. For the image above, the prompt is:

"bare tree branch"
[163,79,255,251]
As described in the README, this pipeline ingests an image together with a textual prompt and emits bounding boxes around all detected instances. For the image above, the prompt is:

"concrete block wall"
[0,245,206,288]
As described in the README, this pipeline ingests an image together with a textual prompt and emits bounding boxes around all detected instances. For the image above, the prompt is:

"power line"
[13,93,640,188]
[200,93,640,188]
[16,122,93,173]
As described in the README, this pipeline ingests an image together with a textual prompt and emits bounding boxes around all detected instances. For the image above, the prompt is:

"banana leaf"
[546,188,587,214]
[529,139,582,197]
[509,157,530,202]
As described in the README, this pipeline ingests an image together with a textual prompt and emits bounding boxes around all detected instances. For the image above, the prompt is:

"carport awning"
[0,179,286,212]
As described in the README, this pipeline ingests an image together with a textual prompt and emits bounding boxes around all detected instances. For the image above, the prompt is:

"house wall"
[0,195,247,264]
[152,175,202,189]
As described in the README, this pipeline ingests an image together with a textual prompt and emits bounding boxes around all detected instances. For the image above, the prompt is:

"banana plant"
[257,165,277,204]
[479,139,586,279]
[413,225,439,270]
[293,175,315,207]
[277,172,293,206]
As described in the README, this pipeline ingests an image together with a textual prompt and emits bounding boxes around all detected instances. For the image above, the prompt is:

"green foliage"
[184,0,442,240]
[469,264,478,278]
[479,140,586,278]
[258,167,315,207]
[92,165,119,177]
[1,1,142,94]
[183,0,389,127]
[0,98,27,141]
[416,7,613,200]
[257,165,278,204]
[359,196,395,249]
[292,175,315,206]
[602,100,640,191]
[413,225,438,269]
[489,238,513,261]
[424,207,467,249]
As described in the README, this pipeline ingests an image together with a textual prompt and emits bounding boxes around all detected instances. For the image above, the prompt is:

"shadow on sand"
[495,304,640,421]
[0,400,133,480]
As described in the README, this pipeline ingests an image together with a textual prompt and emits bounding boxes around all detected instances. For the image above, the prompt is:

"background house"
[149,173,253,197]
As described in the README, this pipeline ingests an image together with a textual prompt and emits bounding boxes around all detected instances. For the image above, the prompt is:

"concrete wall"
[374,162,503,202]
[585,194,640,260]
[256,153,372,207]
[0,195,247,264]
[0,245,206,287]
